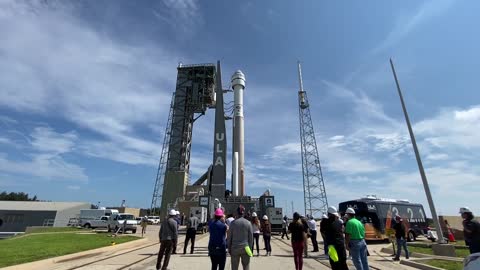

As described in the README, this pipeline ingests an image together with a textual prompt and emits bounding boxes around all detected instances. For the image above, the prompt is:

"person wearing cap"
[325,206,349,270]
[209,208,228,270]
[307,215,319,252]
[393,215,409,261]
[156,209,178,270]
[183,213,200,254]
[228,205,253,270]
[250,212,261,256]
[282,215,290,240]
[171,210,181,254]
[460,207,480,254]
[261,215,272,256]
[345,208,369,270]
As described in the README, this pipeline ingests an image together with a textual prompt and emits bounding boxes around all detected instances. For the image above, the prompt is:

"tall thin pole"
[297,61,304,92]
[389,58,445,243]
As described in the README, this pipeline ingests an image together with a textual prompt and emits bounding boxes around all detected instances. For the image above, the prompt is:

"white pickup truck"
[82,216,109,229]
[107,213,137,234]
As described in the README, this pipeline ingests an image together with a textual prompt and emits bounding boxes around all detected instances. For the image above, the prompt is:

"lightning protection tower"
[297,61,328,218]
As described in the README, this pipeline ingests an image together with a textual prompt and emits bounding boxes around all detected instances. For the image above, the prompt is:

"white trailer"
[190,207,208,233]
[266,207,283,233]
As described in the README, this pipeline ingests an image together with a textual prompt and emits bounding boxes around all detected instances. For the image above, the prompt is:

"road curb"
[400,260,444,270]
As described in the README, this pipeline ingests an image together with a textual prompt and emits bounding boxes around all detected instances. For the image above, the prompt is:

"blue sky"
[1,0,479,216]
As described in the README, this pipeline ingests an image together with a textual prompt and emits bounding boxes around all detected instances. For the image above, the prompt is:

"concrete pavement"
[1,225,421,270]
[133,233,418,270]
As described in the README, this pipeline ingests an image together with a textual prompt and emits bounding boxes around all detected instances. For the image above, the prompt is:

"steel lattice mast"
[297,61,328,218]
[150,93,175,215]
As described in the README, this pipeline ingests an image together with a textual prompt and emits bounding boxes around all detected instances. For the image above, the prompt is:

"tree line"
[0,191,38,201]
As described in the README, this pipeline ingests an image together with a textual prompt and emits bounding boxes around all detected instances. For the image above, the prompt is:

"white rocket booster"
[231,70,246,196]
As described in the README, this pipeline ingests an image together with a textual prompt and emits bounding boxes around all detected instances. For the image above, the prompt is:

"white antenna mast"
[297,61,304,92]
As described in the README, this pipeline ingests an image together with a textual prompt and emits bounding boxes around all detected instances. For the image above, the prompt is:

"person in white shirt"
[307,215,319,252]
[251,212,261,256]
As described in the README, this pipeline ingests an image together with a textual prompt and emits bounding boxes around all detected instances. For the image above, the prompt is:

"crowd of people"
[154,205,480,270]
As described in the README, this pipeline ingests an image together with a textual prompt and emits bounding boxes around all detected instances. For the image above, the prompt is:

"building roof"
[0,201,90,211]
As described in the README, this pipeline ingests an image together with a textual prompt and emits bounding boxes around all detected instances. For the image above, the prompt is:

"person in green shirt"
[345,208,369,270]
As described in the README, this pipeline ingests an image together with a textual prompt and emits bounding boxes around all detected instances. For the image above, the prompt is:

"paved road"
[2,225,418,270]
[132,231,417,270]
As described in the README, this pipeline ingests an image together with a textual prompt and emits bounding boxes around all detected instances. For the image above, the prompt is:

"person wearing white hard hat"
[156,209,178,270]
[261,215,272,256]
[460,207,480,254]
[250,212,261,256]
[325,206,349,270]
[345,208,369,270]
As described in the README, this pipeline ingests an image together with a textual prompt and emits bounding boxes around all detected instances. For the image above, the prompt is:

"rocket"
[231,70,246,196]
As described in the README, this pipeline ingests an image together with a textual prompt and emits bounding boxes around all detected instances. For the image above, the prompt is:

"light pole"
[389,58,444,243]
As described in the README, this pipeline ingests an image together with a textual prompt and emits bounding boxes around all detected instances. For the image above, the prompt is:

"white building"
[0,201,90,232]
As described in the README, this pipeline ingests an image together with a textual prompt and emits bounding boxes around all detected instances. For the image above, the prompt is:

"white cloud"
[0,153,88,182]
[67,185,81,190]
[0,0,178,167]
[31,127,77,154]
[372,0,455,54]
[415,106,480,149]
[425,153,449,161]
[152,0,201,36]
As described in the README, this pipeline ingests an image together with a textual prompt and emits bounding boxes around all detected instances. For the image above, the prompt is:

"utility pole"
[389,58,445,243]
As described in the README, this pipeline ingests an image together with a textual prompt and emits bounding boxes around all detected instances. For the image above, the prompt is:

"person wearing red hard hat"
[209,208,228,270]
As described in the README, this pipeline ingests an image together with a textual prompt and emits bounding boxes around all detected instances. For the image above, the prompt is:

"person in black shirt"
[325,206,349,270]
[460,207,480,254]
[319,214,329,255]
[393,215,409,261]
[289,212,307,270]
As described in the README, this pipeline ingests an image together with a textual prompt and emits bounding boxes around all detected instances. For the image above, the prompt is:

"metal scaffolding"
[297,62,328,218]
[150,93,174,215]
[151,64,216,218]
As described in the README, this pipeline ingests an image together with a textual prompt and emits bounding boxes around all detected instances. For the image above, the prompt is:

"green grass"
[409,246,434,255]
[422,260,463,270]
[26,227,87,234]
[0,233,139,267]
[409,246,469,258]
